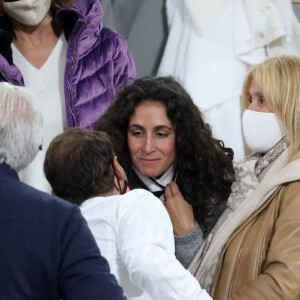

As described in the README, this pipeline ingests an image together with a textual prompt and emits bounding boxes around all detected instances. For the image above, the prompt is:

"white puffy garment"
[158,0,300,161]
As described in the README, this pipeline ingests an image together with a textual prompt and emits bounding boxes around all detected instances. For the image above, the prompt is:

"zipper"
[67,21,88,126]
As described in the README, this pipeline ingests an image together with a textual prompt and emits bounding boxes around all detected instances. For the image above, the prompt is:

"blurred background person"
[0,82,126,300]
[190,55,300,300]
[157,0,300,161]
[100,0,300,161]
[95,76,235,268]
[0,0,136,192]
[44,127,212,300]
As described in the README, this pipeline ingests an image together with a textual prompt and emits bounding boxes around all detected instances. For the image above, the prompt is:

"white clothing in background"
[158,0,300,161]
[12,34,67,192]
[184,0,227,38]
[158,0,246,160]
[80,189,212,300]
[235,0,300,64]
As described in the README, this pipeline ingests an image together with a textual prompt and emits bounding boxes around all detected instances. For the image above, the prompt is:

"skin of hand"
[160,181,196,236]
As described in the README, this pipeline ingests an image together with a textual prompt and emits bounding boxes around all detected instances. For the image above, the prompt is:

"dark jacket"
[0,163,126,300]
[0,0,136,129]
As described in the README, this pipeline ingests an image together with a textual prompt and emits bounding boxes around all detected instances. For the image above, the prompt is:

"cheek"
[261,106,273,113]
[160,138,176,156]
[128,136,140,155]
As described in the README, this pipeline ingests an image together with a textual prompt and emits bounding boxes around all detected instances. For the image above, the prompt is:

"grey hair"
[0,82,43,171]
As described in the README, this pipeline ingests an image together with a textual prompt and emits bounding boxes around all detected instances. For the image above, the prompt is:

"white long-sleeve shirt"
[80,189,211,300]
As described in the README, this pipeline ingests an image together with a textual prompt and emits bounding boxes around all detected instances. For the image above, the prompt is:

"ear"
[112,156,125,181]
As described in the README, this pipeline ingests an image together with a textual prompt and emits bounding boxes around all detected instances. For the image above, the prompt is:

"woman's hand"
[160,181,196,236]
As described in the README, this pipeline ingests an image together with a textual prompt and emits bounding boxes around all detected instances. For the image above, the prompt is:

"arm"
[112,33,137,88]
[117,190,211,300]
[162,182,204,267]
[230,182,300,300]
[175,223,204,268]
[59,206,126,300]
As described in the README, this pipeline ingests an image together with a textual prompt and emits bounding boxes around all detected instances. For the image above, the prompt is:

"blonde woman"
[189,55,300,300]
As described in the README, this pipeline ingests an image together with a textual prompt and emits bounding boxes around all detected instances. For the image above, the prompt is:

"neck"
[11,14,62,69]
[12,14,60,44]
[99,187,121,197]
[133,164,175,192]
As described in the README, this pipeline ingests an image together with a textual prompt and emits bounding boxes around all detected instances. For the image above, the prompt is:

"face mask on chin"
[3,0,52,26]
[242,109,286,154]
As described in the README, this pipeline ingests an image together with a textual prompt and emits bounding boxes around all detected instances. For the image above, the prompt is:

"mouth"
[138,158,160,165]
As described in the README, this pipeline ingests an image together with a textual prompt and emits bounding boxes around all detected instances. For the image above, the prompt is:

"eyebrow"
[128,124,174,131]
[247,91,264,97]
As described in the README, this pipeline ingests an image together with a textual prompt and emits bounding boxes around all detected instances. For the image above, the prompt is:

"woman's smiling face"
[127,101,176,178]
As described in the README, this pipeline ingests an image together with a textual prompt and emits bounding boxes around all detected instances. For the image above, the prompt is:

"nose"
[248,101,260,112]
[142,135,155,154]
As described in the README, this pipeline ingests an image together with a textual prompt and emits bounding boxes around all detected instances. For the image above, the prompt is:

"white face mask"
[3,0,51,26]
[242,109,285,153]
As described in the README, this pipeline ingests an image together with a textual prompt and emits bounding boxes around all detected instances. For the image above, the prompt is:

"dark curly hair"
[95,76,235,231]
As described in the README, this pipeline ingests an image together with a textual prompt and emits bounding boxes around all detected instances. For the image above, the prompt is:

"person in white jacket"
[44,127,211,300]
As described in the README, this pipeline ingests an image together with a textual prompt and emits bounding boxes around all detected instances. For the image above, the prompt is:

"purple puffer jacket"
[0,0,136,129]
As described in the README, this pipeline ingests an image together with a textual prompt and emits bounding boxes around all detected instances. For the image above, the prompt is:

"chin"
[140,168,162,178]
[143,171,161,178]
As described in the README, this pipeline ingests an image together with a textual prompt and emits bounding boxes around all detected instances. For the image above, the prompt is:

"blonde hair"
[242,55,300,159]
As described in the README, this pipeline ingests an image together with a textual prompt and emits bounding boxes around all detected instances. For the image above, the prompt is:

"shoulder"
[117,189,170,220]
[95,27,130,56]
[0,178,86,257]
[95,26,125,44]
[6,179,79,225]
[276,154,300,210]
[279,181,300,208]
[26,183,75,211]
[115,190,174,250]
[120,189,162,206]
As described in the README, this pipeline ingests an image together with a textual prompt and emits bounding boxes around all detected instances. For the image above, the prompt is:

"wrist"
[174,221,196,236]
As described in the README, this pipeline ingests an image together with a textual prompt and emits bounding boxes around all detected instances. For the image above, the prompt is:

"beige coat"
[211,151,300,300]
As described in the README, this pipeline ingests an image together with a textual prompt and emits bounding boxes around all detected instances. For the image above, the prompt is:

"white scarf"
[133,164,175,192]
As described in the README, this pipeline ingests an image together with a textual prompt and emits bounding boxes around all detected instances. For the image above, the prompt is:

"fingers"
[159,194,166,206]
[161,183,196,235]
[164,183,173,200]
[164,181,181,202]
[163,183,185,213]
[168,181,181,196]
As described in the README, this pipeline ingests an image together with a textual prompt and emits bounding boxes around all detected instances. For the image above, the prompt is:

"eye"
[129,130,144,137]
[156,132,168,138]
[247,96,252,104]
[259,98,266,105]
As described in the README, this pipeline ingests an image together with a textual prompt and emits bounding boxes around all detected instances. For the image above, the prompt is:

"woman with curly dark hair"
[95,76,235,268]
[0,0,135,192]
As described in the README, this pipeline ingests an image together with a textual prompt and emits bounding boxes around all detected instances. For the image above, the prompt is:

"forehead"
[129,101,172,127]
[249,80,263,94]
